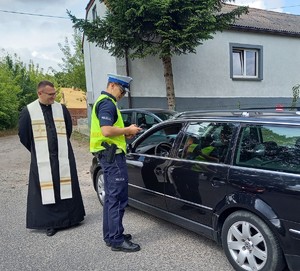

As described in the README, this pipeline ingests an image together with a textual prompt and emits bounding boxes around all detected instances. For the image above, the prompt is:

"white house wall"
[84,2,300,110]
[84,1,117,105]
[128,30,300,99]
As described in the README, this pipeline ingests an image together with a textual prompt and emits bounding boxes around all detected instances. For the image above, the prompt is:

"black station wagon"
[91,110,300,271]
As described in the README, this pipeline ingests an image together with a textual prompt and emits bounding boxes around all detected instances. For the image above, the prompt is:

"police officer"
[90,73,142,252]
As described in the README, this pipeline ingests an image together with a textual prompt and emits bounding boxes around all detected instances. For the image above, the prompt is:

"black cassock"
[18,102,85,229]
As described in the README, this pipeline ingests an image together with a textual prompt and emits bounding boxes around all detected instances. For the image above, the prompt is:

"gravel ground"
[0,134,234,271]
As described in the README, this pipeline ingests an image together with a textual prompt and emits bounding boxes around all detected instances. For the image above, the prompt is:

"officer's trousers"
[100,152,128,245]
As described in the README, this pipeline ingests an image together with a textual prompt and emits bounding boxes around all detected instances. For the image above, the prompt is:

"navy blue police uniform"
[95,91,128,246]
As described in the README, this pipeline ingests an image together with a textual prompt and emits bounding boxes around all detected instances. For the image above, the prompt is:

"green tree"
[68,0,247,110]
[54,29,86,91]
[3,53,54,111]
[0,60,20,129]
[0,51,58,129]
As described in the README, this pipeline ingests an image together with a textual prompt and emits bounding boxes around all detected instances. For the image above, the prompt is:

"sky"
[234,0,300,14]
[0,0,299,73]
[0,0,87,73]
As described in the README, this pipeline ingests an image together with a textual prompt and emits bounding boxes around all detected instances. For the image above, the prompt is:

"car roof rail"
[240,106,300,111]
[174,108,300,119]
[174,110,255,118]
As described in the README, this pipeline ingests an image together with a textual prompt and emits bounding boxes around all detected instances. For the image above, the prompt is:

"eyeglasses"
[42,91,57,97]
[118,85,126,96]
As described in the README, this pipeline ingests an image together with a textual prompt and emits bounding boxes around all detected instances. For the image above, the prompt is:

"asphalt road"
[0,134,234,271]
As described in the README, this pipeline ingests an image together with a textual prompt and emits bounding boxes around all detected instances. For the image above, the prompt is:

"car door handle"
[211,178,226,187]
[154,167,164,175]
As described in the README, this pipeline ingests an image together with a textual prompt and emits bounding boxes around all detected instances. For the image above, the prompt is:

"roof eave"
[230,25,300,38]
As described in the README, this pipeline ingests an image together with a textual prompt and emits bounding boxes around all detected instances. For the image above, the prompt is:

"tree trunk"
[162,56,176,110]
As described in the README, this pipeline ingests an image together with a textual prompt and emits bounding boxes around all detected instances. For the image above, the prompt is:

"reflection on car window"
[135,123,183,155]
[235,125,300,173]
[121,113,132,127]
[180,122,234,163]
[137,113,158,129]
[155,112,174,121]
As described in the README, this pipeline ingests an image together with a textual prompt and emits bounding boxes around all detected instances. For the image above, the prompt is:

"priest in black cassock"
[18,80,85,236]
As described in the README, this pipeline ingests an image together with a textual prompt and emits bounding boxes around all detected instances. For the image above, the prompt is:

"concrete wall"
[68,108,87,125]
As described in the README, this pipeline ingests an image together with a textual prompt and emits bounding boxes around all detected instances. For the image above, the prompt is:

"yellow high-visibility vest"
[90,94,126,153]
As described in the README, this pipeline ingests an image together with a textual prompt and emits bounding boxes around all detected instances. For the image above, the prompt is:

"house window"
[230,43,263,80]
[92,5,97,21]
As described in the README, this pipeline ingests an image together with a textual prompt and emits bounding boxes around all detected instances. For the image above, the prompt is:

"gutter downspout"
[125,48,132,109]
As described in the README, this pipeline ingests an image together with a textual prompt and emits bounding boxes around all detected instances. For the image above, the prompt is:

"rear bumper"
[280,220,300,271]
[285,255,300,271]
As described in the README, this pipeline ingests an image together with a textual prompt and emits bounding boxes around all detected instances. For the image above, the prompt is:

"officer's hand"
[126,124,142,136]
[125,134,135,139]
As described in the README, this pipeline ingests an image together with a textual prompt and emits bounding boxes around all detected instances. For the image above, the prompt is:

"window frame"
[229,43,263,81]
[92,5,97,21]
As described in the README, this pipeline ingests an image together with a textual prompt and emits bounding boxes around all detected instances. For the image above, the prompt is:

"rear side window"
[235,124,300,173]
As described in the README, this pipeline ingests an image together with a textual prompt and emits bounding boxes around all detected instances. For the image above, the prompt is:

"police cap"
[107,73,132,92]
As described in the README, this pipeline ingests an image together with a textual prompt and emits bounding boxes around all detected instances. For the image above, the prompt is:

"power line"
[0,9,70,19]
[0,5,299,20]
[269,4,300,11]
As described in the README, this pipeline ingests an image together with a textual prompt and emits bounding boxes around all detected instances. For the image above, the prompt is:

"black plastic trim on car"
[164,193,213,211]
[128,198,217,242]
[129,183,213,211]
[129,183,165,198]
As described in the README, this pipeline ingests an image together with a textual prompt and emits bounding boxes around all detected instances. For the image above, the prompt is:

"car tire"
[95,169,105,206]
[221,210,285,271]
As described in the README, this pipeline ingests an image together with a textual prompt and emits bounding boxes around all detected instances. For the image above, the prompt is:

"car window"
[180,122,234,163]
[136,113,159,129]
[134,123,183,155]
[121,112,132,127]
[155,112,175,121]
[235,124,300,173]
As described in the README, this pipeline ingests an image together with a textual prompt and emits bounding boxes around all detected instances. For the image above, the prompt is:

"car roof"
[120,108,176,114]
[172,109,300,126]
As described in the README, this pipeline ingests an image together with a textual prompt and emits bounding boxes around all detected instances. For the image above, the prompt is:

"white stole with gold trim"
[27,100,72,205]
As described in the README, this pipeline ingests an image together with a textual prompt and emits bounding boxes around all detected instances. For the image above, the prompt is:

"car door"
[126,122,184,210]
[164,121,237,229]
[229,123,300,223]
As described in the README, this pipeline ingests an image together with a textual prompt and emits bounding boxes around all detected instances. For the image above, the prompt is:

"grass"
[0,128,18,137]
[71,131,90,146]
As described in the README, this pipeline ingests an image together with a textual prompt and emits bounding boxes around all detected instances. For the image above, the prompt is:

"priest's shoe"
[105,234,132,247]
[111,239,140,252]
[46,228,57,236]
